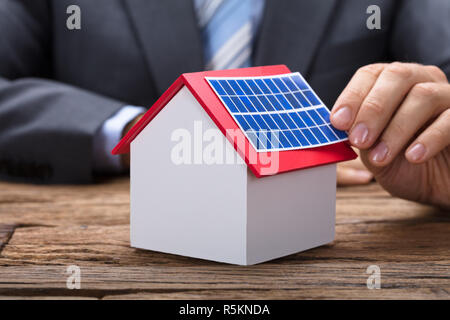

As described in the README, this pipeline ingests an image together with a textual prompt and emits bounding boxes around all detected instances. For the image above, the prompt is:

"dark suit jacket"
[0,0,449,183]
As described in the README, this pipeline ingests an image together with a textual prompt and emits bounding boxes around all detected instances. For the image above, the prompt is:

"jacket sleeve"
[0,0,125,183]
[390,0,450,78]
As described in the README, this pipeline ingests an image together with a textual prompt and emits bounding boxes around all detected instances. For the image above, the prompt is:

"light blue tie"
[195,0,257,70]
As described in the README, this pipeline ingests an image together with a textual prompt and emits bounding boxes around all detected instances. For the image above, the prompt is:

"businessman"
[0,0,449,208]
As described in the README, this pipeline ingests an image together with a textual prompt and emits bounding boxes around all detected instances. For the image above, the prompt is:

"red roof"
[112,65,357,177]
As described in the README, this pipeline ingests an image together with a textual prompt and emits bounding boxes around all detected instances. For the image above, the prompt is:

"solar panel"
[206,72,348,152]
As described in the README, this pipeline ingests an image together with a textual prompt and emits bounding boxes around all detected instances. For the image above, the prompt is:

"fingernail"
[371,141,389,163]
[350,123,369,146]
[331,106,352,128]
[406,143,426,162]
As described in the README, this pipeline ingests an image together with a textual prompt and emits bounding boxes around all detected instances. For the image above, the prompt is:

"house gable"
[130,86,248,264]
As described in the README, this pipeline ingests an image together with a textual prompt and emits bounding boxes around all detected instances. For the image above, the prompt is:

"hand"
[121,114,144,168]
[331,62,450,208]
[337,148,373,186]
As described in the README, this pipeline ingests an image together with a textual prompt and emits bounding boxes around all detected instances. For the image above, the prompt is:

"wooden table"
[0,177,448,299]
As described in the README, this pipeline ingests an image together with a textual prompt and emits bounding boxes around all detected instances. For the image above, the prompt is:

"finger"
[331,63,386,130]
[423,65,449,83]
[368,82,450,166]
[348,63,442,150]
[405,109,450,163]
[337,165,374,186]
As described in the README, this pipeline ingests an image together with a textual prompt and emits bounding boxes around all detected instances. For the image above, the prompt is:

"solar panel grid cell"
[207,72,348,152]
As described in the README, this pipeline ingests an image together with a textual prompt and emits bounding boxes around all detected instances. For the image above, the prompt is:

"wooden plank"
[0,220,448,299]
[0,264,448,299]
[0,178,130,227]
[1,212,449,266]
[0,224,15,254]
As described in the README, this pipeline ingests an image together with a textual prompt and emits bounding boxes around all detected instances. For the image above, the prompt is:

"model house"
[112,65,356,265]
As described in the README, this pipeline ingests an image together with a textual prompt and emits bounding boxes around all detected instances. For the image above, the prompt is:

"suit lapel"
[123,0,204,94]
[254,0,337,76]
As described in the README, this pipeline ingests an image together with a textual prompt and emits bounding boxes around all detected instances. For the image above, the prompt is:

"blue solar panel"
[206,72,348,152]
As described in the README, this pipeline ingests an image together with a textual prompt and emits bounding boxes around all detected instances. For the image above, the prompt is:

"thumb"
[337,164,374,186]
[358,149,385,176]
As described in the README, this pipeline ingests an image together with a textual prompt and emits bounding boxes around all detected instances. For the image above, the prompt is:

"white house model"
[113,65,356,265]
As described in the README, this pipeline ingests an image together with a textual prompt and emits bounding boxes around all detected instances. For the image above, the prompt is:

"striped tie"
[196,0,255,70]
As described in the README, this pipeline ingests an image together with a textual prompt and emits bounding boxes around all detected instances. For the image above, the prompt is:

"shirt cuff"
[93,105,146,173]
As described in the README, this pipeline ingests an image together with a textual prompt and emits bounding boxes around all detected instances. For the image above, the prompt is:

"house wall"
[246,163,337,265]
[130,86,249,264]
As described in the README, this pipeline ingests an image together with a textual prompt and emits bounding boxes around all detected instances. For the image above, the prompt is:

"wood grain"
[0,177,448,299]
[0,224,15,253]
